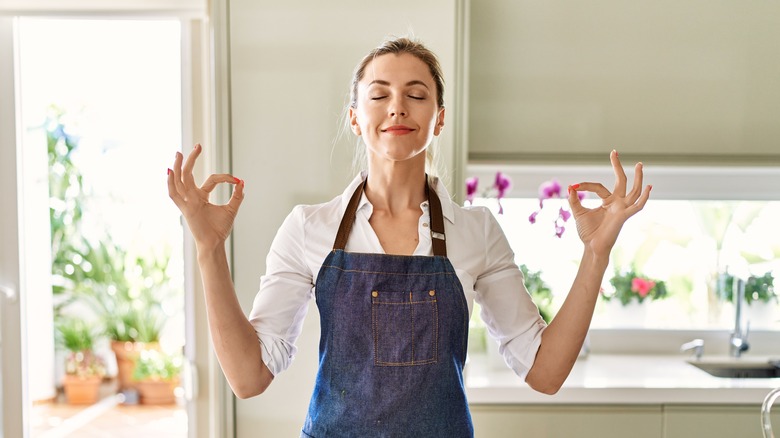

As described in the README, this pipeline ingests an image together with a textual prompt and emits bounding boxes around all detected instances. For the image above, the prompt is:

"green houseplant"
[55,317,107,404]
[602,268,668,306]
[718,271,776,305]
[46,110,175,391]
[133,349,182,405]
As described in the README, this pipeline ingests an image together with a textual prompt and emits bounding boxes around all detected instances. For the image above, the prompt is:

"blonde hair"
[346,36,445,177]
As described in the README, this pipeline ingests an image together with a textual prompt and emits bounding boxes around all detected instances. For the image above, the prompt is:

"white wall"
[228,1,459,435]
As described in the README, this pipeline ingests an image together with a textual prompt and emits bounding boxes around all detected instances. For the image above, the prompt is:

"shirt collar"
[339,171,456,224]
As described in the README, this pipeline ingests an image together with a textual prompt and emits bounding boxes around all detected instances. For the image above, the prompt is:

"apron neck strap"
[332,175,447,257]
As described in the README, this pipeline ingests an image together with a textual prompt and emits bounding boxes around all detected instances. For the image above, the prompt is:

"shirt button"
[429,290,436,296]
[371,291,378,297]
[422,223,429,228]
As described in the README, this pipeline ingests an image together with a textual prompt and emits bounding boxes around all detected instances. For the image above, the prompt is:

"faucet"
[729,276,750,358]
[681,338,704,360]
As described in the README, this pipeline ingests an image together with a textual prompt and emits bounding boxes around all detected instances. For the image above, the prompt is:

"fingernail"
[234,177,241,184]
[194,143,200,150]
[167,168,172,175]
[613,149,619,157]
[649,185,653,191]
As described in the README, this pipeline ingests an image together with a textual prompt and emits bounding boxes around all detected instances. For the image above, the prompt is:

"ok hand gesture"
[167,144,244,252]
[568,150,651,258]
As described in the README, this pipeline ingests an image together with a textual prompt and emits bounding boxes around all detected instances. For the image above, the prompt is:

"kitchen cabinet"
[470,404,663,438]
[470,403,780,438]
[467,1,780,165]
[664,405,779,438]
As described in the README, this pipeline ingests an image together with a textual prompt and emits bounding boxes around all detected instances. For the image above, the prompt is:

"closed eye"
[370,96,387,100]
[408,95,425,100]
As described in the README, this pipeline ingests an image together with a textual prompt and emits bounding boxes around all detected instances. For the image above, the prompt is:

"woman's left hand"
[569,150,651,257]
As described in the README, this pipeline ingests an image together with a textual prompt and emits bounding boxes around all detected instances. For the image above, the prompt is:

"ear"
[433,107,446,136]
[349,106,361,136]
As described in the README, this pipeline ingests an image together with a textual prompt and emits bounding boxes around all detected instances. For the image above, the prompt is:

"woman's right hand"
[167,144,244,252]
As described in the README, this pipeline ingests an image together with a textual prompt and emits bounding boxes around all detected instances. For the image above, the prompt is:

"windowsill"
[464,352,780,405]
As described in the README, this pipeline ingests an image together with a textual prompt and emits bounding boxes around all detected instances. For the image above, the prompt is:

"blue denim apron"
[301,178,473,438]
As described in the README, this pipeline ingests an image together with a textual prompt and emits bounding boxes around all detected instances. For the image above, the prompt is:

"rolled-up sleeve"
[248,205,314,376]
[474,210,547,378]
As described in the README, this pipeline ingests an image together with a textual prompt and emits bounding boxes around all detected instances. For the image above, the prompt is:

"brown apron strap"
[333,179,367,251]
[332,176,447,257]
[426,177,447,258]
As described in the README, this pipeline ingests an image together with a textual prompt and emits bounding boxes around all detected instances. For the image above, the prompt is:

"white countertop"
[464,354,780,405]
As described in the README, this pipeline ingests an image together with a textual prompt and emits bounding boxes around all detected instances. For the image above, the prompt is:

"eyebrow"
[368,79,430,89]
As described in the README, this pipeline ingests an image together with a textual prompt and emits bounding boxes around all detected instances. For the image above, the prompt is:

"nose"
[389,96,407,117]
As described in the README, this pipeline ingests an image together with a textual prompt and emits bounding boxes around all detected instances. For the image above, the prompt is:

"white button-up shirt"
[249,173,546,378]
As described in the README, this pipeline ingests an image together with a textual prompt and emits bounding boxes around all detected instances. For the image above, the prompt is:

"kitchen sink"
[687,358,780,378]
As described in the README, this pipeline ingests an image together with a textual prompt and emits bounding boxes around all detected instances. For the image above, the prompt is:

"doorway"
[16,18,187,437]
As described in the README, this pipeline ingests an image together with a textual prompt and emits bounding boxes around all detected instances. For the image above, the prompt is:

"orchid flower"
[463,172,513,214]
[494,172,512,214]
[529,179,586,238]
[465,177,479,205]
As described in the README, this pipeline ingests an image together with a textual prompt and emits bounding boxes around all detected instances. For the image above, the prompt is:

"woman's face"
[350,53,445,166]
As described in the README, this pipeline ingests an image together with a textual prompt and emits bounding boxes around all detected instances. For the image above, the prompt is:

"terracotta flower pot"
[136,379,177,405]
[111,341,159,390]
[63,374,102,405]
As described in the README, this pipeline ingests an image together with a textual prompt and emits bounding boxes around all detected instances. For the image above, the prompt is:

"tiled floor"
[32,381,187,437]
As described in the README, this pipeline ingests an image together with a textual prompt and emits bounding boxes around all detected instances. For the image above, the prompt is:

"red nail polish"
[167,168,172,175]
[234,177,241,184]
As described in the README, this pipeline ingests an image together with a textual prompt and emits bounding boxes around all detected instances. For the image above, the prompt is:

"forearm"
[197,246,273,398]
[525,247,609,394]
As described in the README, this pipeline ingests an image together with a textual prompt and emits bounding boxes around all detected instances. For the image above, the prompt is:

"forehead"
[360,53,434,87]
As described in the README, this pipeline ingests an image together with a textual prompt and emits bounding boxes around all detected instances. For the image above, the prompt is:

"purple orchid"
[538,179,562,201]
[494,172,512,214]
[465,177,479,205]
[529,179,586,238]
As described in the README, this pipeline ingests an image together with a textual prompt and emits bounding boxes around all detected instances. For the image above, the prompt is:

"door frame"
[0,16,28,438]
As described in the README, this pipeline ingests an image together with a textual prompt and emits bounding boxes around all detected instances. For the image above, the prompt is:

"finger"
[172,151,185,194]
[200,174,240,194]
[227,178,245,213]
[625,184,652,218]
[626,162,644,204]
[611,149,627,197]
[574,182,612,199]
[181,143,202,188]
[167,168,184,208]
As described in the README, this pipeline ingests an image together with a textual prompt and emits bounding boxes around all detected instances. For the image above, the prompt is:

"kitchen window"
[466,164,780,333]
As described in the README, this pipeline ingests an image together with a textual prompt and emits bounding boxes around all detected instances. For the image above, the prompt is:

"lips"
[382,125,415,135]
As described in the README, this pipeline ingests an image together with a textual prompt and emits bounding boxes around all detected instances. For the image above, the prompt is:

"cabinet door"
[664,404,780,438]
[470,404,663,438]
[467,1,780,165]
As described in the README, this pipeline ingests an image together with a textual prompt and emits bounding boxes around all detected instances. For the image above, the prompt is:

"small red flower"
[631,277,656,297]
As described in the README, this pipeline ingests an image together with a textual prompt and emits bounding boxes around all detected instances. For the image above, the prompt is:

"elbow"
[524,370,564,395]
[232,379,272,399]
[528,380,563,395]
[231,372,274,399]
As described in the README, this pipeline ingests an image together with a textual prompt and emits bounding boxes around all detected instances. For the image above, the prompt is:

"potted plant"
[718,271,777,327]
[718,271,776,304]
[603,268,668,306]
[133,349,182,405]
[78,247,171,391]
[55,317,107,404]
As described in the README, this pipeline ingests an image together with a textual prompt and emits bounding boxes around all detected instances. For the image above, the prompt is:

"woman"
[167,37,650,437]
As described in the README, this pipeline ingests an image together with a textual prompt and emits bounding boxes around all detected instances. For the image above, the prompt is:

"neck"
[365,157,427,215]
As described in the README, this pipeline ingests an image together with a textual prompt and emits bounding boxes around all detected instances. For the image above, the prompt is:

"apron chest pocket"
[371,289,439,366]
